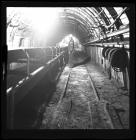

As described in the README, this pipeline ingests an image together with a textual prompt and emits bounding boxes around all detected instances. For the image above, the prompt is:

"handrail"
[8,45,69,51]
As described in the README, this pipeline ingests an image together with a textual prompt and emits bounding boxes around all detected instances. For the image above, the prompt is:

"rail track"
[41,64,114,129]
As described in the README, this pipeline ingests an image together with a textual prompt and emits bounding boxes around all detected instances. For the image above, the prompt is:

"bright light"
[59,34,80,48]
[27,8,61,35]
[65,34,78,42]
[7,7,63,36]
[22,8,63,45]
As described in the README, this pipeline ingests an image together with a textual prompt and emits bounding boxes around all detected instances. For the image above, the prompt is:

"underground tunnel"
[2,6,132,131]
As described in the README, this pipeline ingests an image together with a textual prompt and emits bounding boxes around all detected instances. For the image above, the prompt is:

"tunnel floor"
[37,62,129,129]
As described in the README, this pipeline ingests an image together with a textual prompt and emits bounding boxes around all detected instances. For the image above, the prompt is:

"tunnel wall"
[86,46,129,90]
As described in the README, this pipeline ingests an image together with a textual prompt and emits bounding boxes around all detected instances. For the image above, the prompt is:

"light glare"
[29,8,60,35]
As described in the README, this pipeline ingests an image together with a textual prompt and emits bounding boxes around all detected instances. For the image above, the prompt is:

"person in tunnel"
[68,37,90,68]
[68,37,75,67]
[68,37,74,54]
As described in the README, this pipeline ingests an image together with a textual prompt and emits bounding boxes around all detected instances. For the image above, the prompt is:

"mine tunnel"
[4,6,131,130]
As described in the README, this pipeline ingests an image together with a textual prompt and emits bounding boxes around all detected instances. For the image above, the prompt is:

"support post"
[7,90,15,129]
[25,50,30,77]
[122,68,128,90]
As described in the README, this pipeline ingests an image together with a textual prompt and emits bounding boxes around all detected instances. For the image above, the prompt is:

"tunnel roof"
[7,7,130,47]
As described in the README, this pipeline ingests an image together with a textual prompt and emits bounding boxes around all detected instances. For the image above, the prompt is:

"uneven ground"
[13,60,129,129]
[39,62,129,129]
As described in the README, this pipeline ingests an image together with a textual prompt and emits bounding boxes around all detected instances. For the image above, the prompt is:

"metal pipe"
[94,8,104,18]
[106,7,128,29]
[84,7,128,46]
[84,25,129,45]
[89,41,129,46]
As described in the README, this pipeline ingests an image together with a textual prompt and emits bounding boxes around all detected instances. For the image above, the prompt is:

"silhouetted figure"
[68,37,74,54]
[68,38,90,68]
[68,37,75,67]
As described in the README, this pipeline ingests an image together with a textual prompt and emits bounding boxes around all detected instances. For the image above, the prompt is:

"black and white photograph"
[1,1,135,139]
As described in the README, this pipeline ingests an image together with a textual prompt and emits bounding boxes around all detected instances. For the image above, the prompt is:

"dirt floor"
[13,61,129,129]
[39,62,129,129]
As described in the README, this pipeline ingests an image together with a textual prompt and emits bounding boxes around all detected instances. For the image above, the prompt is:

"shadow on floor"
[14,77,56,129]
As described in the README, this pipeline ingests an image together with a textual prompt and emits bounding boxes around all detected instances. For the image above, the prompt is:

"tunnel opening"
[4,6,131,130]
[59,34,91,68]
